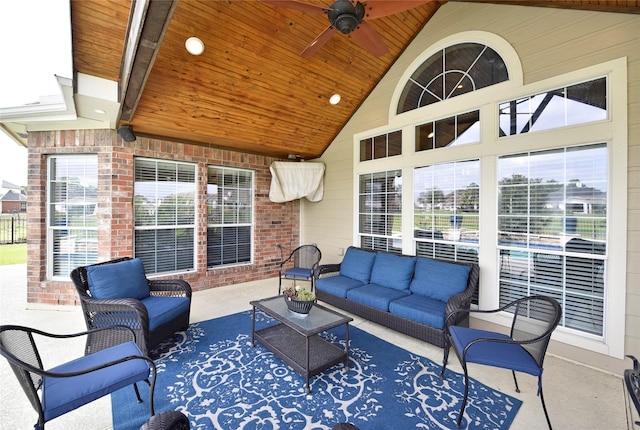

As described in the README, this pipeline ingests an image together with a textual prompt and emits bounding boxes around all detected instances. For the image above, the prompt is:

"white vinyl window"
[358,170,402,253]
[48,155,98,278]
[497,144,607,335]
[134,158,196,275]
[207,166,253,267]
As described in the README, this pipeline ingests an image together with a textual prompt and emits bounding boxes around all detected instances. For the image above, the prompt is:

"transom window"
[397,42,508,114]
[134,158,196,275]
[207,166,253,267]
[47,155,98,278]
[415,110,480,152]
[360,130,402,161]
[499,77,607,136]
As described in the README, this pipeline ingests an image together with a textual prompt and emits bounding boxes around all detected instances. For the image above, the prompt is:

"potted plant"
[282,285,316,315]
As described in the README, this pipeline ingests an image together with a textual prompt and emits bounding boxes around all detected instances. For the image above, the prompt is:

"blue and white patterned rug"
[112,311,521,429]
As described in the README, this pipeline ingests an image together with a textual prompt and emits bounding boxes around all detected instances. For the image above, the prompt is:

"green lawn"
[0,243,27,265]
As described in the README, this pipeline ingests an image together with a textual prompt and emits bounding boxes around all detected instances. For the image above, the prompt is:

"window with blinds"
[414,160,480,302]
[358,170,402,253]
[48,155,98,278]
[207,166,253,267]
[134,158,196,275]
[497,143,607,335]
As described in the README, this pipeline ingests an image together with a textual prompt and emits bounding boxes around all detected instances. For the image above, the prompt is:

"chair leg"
[512,370,521,393]
[440,346,450,379]
[133,382,143,403]
[539,377,553,430]
[457,364,470,429]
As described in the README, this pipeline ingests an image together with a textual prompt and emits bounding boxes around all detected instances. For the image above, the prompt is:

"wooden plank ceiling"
[70,0,640,160]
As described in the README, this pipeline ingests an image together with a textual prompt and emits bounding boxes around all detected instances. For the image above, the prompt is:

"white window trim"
[206,165,255,269]
[355,30,627,358]
[133,157,198,276]
[46,154,98,281]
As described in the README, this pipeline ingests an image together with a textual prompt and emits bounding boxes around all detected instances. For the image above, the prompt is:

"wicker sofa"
[315,247,479,348]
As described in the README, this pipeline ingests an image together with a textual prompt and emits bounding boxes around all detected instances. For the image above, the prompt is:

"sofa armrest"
[444,262,479,327]
[319,263,341,277]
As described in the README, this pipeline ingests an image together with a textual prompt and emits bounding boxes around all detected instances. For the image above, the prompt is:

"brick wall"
[26,129,299,305]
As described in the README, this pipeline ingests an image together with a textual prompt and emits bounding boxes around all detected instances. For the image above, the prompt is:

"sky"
[0,0,71,187]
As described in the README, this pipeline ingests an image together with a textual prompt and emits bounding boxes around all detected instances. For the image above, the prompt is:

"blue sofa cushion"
[370,252,416,291]
[389,294,448,329]
[449,326,542,376]
[340,247,376,284]
[42,341,149,421]
[316,275,364,298]
[409,258,471,302]
[87,258,150,300]
[141,296,190,331]
[347,284,410,311]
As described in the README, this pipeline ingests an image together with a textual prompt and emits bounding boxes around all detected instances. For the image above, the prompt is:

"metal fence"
[0,214,27,244]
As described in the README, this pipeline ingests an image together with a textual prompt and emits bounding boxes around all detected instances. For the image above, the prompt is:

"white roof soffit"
[0,73,119,134]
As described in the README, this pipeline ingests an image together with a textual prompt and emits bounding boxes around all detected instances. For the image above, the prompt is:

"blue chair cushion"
[369,252,416,291]
[346,284,410,311]
[87,258,150,300]
[42,341,149,422]
[389,294,447,329]
[284,267,313,279]
[409,258,471,302]
[316,275,364,298]
[340,247,376,284]
[449,326,542,376]
[141,296,190,331]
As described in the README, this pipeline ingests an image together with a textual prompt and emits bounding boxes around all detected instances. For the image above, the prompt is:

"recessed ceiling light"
[329,94,341,105]
[185,37,205,56]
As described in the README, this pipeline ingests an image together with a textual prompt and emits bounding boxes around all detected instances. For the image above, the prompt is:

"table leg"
[345,323,350,370]
[305,336,311,394]
[251,306,256,347]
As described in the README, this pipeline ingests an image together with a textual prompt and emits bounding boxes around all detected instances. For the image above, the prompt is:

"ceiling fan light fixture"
[328,0,364,34]
[185,36,205,55]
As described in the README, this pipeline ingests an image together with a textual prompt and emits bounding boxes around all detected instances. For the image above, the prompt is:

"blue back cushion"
[409,257,471,302]
[340,248,376,284]
[369,252,416,291]
[87,258,150,300]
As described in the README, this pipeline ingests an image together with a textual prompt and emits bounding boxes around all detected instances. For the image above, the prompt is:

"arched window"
[397,42,508,114]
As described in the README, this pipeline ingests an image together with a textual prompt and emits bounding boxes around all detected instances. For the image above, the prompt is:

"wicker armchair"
[0,324,156,430]
[71,257,192,356]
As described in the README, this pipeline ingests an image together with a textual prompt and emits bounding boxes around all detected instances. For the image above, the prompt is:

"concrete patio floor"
[0,263,627,429]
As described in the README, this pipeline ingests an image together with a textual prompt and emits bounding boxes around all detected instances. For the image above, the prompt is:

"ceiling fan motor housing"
[328,0,365,34]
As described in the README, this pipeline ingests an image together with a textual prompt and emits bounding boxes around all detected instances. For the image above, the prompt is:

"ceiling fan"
[263,0,433,57]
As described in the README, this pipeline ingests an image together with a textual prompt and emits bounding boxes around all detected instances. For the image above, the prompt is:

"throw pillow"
[87,258,150,300]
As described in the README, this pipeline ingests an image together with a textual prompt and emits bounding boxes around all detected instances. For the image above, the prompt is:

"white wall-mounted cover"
[269,161,325,202]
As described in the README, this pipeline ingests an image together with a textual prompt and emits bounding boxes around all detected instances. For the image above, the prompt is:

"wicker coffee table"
[250,295,353,394]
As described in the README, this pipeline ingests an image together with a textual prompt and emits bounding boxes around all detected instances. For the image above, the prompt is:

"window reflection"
[499,77,607,136]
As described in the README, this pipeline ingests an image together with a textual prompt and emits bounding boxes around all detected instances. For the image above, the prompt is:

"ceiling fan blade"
[363,0,434,19]
[300,25,337,58]
[261,0,328,15]
[349,20,388,56]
